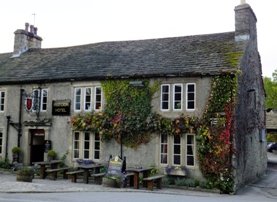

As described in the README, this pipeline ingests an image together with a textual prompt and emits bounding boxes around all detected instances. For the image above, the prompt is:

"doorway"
[30,129,45,164]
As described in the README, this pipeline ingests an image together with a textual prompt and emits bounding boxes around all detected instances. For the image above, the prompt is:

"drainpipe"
[17,89,24,147]
[5,116,11,160]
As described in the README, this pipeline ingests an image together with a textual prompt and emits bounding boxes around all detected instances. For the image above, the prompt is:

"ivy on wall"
[197,74,237,193]
[71,75,237,193]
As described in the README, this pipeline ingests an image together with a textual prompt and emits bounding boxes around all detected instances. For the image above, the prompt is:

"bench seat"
[124,172,135,187]
[66,170,84,183]
[143,175,164,190]
[91,172,106,184]
[45,167,69,180]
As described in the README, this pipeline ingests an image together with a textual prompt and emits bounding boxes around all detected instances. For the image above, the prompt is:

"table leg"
[83,170,90,184]
[40,165,46,179]
[133,172,139,189]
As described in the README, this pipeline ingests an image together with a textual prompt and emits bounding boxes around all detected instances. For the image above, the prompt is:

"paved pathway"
[0,152,276,197]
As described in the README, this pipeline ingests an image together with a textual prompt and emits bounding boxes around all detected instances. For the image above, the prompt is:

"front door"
[30,129,45,164]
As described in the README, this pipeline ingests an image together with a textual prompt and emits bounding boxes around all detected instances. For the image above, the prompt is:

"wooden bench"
[91,172,106,184]
[143,175,164,191]
[45,167,69,180]
[125,172,135,187]
[66,170,84,183]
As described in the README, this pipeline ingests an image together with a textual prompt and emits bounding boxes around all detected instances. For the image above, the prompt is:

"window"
[84,88,92,111]
[161,85,170,111]
[94,133,100,159]
[173,135,181,165]
[159,134,195,167]
[94,87,102,111]
[74,88,81,111]
[74,86,102,112]
[186,83,195,110]
[173,84,183,110]
[73,132,80,159]
[73,131,101,160]
[41,89,48,111]
[84,132,90,159]
[0,131,3,155]
[32,88,48,112]
[186,135,195,166]
[160,83,196,112]
[160,133,168,164]
[0,91,5,112]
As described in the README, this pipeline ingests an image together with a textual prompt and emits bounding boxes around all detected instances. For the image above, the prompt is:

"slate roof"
[0,31,245,84]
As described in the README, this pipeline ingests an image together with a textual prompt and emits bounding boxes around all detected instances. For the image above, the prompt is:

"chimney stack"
[235,3,257,42]
[12,22,42,57]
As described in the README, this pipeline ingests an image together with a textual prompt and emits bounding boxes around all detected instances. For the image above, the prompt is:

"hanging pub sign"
[52,100,71,116]
[25,95,33,112]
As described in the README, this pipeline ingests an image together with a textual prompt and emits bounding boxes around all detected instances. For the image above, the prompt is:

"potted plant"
[12,146,21,163]
[16,166,34,182]
[47,149,57,161]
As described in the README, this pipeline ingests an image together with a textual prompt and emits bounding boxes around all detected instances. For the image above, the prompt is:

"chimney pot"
[25,22,29,32]
[34,27,38,35]
[30,25,34,34]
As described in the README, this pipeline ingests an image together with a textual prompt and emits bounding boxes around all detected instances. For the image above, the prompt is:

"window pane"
[188,102,195,109]
[95,87,102,110]
[174,135,180,143]
[173,85,182,110]
[186,84,195,110]
[174,145,180,153]
[160,133,168,164]
[85,88,92,111]
[174,156,180,165]
[186,135,195,166]
[0,92,5,111]
[187,84,194,92]
[187,146,193,155]
[75,88,81,110]
[161,85,170,110]
[187,156,194,166]
[94,151,100,159]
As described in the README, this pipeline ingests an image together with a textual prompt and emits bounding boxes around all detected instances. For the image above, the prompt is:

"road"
[0,190,276,202]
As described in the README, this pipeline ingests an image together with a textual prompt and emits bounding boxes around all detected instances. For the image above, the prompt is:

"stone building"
[0,2,266,192]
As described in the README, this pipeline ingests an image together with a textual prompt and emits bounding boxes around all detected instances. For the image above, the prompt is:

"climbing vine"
[71,74,238,193]
[197,74,237,193]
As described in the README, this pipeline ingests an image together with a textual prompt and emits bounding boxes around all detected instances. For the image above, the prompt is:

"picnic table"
[34,160,62,179]
[77,163,104,184]
[126,167,152,189]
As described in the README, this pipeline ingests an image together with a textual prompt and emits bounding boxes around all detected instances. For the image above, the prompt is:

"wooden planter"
[16,174,33,182]
[102,177,121,188]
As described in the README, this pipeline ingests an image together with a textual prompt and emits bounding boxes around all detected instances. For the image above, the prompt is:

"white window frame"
[40,89,48,112]
[84,87,92,112]
[173,84,183,111]
[186,134,195,167]
[160,84,170,111]
[0,131,3,155]
[73,131,101,161]
[94,86,102,111]
[160,133,168,165]
[83,132,90,159]
[74,88,82,112]
[0,91,5,112]
[172,135,182,166]
[73,132,80,159]
[94,133,101,160]
[186,83,196,111]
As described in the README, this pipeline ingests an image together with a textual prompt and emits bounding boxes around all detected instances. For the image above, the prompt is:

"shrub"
[0,159,11,169]
[12,147,21,154]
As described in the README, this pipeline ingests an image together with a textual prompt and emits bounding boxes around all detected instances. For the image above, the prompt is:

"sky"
[0,0,276,78]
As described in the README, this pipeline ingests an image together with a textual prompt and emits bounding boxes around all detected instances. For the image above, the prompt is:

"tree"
[264,69,277,109]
